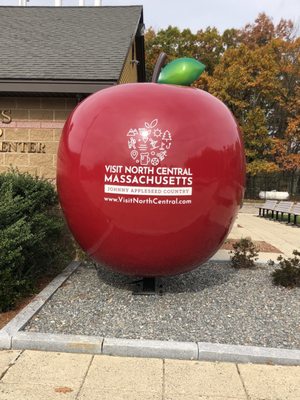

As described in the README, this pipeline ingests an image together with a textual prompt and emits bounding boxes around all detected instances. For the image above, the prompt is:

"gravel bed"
[24,262,300,350]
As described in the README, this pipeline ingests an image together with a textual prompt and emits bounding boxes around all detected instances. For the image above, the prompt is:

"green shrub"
[271,250,300,288]
[0,170,74,312]
[230,237,259,269]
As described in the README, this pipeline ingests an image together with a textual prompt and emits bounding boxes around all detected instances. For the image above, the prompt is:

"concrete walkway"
[213,211,300,263]
[1,350,300,400]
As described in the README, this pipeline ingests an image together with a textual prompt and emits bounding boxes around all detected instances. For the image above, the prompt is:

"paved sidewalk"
[231,214,299,257]
[213,212,300,263]
[1,350,300,400]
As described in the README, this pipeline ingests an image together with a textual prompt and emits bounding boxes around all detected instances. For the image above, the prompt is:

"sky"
[0,0,299,33]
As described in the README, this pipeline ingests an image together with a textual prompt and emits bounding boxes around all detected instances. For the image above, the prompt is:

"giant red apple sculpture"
[57,58,245,277]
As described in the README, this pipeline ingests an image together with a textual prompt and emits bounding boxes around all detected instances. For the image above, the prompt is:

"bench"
[289,203,300,225]
[273,201,294,222]
[258,200,278,217]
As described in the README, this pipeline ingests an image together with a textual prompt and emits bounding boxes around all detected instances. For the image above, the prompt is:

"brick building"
[0,5,145,179]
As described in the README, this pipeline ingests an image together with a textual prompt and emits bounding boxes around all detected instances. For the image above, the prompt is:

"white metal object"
[95,0,102,5]
[55,0,62,6]
[259,191,289,200]
[79,0,85,5]
[19,0,27,6]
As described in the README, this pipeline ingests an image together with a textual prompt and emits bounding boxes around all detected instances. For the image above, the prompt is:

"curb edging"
[197,342,300,366]
[4,331,300,366]
[0,331,11,350]
[12,331,104,355]
[0,261,80,337]
[103,337,198,360]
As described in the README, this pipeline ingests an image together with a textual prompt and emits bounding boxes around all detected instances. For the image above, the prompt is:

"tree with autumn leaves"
[145,14,300,197]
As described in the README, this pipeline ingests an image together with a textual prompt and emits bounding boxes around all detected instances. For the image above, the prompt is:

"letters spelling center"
[0,110,46,154]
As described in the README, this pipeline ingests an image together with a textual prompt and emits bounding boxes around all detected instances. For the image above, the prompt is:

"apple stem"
[151,52,168,83]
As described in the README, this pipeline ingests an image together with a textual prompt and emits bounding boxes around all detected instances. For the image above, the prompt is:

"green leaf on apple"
[158,57,205,86]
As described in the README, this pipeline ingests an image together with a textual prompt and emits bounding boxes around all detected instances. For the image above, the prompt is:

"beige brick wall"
[0,96,77,179]
[119,41,138,84]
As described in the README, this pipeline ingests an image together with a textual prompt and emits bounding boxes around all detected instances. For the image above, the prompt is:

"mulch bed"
[0,276,55,330]
[221,239,282,253]
[0,297,34,330]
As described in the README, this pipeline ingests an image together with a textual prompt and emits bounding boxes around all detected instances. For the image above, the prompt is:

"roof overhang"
[0,80,117,94]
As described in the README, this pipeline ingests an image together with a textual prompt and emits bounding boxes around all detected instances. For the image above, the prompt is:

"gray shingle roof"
[0,6,142,81]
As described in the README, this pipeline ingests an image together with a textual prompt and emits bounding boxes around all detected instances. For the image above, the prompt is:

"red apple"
[57,83,245,276]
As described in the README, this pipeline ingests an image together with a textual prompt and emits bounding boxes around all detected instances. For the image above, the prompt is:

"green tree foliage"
[0,171,74,312]
[145,26,197,81]
[145,13,300,194]
[144,25,236,81]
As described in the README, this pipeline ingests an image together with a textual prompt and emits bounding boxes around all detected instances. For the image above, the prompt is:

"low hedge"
[271,250,300,288]
[0,170,75,312]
